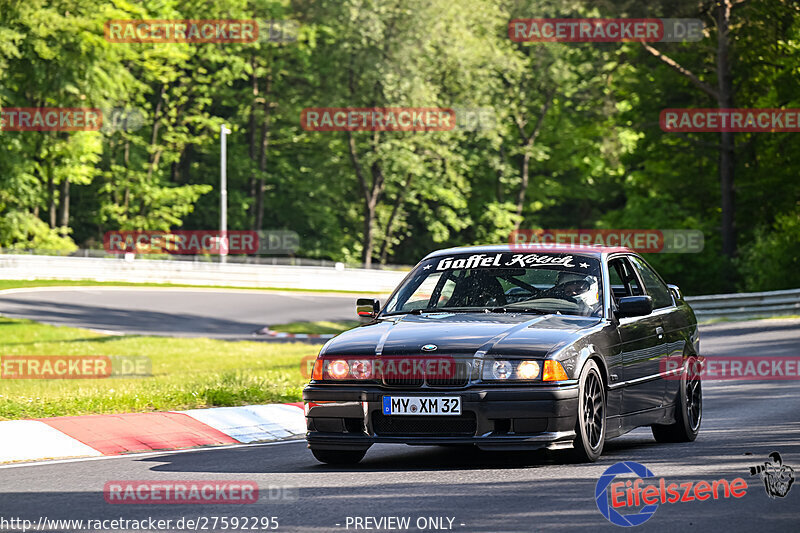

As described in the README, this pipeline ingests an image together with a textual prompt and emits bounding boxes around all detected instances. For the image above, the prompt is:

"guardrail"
[685,288,800,321]
[1,253,798,320]
[0,254,408,293]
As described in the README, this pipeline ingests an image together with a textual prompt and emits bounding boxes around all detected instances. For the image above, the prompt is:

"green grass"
[699,314,800,325]
[269,320,360,334]
[0,317,317,420]
[0,279,371,294]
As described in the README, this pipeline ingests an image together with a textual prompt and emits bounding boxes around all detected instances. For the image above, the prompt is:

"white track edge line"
[0,438,306,470]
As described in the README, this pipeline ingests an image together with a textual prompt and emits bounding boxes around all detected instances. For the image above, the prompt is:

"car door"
[609,256,667,417]
[627,255,681,407]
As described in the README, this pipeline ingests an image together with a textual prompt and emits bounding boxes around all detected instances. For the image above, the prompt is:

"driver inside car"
[552,271,601,314]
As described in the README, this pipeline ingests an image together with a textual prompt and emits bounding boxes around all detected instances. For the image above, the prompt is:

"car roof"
[421,244,634,260]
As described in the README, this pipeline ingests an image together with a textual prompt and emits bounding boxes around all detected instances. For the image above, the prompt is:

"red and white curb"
[0,403,306,464]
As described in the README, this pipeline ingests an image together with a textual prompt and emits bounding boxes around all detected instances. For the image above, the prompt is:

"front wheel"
[310,448,367,465]
[652,357,702,443]
[570,359,606,462]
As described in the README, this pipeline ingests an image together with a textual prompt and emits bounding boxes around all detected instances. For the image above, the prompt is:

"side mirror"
[356,298,380,321]
[617,295,653,318]
[667,284,683,301]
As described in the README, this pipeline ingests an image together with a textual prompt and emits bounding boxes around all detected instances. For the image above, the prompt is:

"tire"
[570,359,606,463]
[310,448,367,465]
[652,357,702,443]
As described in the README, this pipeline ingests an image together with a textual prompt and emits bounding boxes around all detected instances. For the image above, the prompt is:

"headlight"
[492,360,513,379]
[482,359,542,381]
[328,360,350,379]
[516,360,541,380]
[312,357,378,381]
[350,359,373,379]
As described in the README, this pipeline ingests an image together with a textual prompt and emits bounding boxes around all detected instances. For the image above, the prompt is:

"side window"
[608,258,644,300]
[402,272,443,310]
[436,277,456,306]
[627,266,644,297]
[629,257,673,309]
[608,260,624,304]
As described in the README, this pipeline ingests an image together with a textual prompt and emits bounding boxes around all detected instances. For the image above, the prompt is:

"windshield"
[384,252,603,317]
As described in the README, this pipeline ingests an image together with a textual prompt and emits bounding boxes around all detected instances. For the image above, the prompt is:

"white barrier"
[0,254,407,293]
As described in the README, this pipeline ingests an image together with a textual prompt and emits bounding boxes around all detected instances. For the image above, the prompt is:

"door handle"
[656,326,664,339]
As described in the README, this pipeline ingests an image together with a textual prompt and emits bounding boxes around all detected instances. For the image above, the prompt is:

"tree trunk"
[497,145,506,202]
[254,126,269,231]
[514,91,554,226]
[58,178,70,228]
[379,174,414,264]
[515,149,532,222]
[347,131,384,268]
[248,59,258,226]
[47,166,56,229]
[363,202,377,268]
[146,85,166,182]
[363,161,385,268]
[123,139,131,214]
[254,73,273,232]
[717,1,736,257]
[171,145,192,184]
[641,2,738,257]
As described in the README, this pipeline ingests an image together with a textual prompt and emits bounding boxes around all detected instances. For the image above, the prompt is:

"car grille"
[381,360,471,388]
[371,412,477,437]
[382,375,425,387]
[426,360,471,386]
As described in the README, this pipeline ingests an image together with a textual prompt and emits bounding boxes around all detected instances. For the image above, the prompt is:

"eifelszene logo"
[596,462,659,527]
[595,461,748,527]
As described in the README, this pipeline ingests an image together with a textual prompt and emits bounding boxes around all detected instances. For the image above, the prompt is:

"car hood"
[320,313,602,358]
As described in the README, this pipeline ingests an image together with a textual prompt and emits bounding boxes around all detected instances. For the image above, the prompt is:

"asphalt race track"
[0,319,798,532]
[0,288,366,339]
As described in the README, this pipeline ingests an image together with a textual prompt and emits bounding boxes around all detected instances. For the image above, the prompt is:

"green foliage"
[0,0,798,293]
[737,206,800,292]
[0,211,77,252]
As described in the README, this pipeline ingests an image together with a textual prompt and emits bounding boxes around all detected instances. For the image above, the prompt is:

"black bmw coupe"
[303,245,701,464]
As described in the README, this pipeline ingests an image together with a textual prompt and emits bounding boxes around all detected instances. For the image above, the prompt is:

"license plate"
[382,396,461,416]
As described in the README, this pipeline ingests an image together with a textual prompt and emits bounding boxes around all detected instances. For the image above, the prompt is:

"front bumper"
[303,384,579,452]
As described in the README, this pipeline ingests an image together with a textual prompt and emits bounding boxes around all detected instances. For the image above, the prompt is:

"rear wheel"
[652,357,702,443]
[310,448,367,465]
[570,360,606,462]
